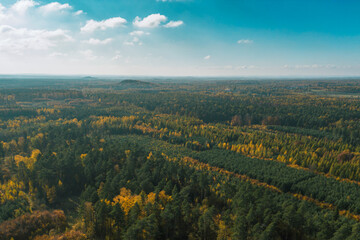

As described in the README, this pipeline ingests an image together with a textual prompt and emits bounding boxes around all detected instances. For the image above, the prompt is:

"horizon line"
[1,74,360,80]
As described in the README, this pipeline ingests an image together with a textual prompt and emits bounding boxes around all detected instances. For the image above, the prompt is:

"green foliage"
[1,79,360,239]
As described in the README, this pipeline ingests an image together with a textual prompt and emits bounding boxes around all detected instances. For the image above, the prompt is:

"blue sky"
[0,0,360,76]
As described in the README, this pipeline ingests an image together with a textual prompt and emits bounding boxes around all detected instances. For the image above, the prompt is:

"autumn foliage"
[0,210,67,240]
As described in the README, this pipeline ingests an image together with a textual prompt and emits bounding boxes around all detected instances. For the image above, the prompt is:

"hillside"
[113,79,157,89]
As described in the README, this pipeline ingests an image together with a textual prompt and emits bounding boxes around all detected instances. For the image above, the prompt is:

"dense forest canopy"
[1,78,360,239]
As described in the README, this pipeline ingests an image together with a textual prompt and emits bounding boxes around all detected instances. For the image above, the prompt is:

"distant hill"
[114,79,157,89]
[82,76,97,80]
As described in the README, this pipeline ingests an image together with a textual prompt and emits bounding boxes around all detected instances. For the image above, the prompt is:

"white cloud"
[79,49,97,60]
[203,65,258,71]
[74,10,83,16]
[84,38,113,45]
[39,2,72,14]
[0,3,5,13]
[236,65,257,70]
[133,14,167,28]
[164,20,183,28]
[124,37,142,46]
[129,30,150,36]
[126,32,149,46]
[282,64,343,70]
[81,17,127,33]
[0,1,83,23]
[0,4,6,20]
[296,64,320,69]
[0,25,73,54]
[204,55,211,60]
[11,0,38,15]
[123,42,134,46]
[237,39,253,44]
[295,64,336,69]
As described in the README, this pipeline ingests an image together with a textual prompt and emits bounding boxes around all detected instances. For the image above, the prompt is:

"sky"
[0,0,360,77]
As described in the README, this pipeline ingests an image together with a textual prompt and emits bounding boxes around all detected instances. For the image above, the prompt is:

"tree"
[198,207,216,240]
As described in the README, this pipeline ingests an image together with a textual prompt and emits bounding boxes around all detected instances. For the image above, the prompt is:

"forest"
[1,77,360,239]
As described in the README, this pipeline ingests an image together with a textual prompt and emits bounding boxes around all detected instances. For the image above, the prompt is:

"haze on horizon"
[0,0,360,77]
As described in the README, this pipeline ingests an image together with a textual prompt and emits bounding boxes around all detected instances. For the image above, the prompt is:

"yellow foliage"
[107,188,172,216]
[147,152,153,160]
[80,154,87,167]
[31,149,41,159]
[147,192,156,204]
[14,149,40,170]
[158,190,172,205]
[0,180,27,204]
[125,150,131,157]
[36,108,56,114]
[112,187,142,215]
[91,115,137,128]
[63,118,82,127]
